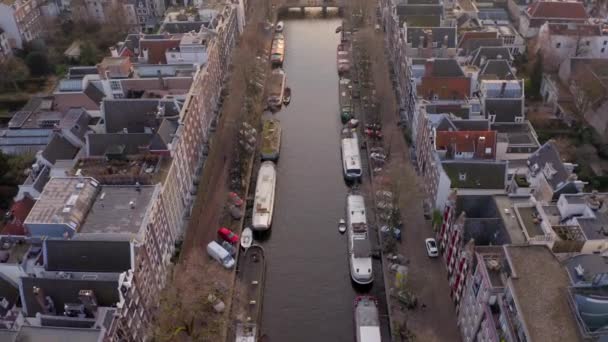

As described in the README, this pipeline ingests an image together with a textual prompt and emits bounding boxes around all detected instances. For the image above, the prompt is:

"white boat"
[235,322,257,342]
[241,227,253,249]
[338,218,346,234]
[275,21,284,32]
[267,69,286,108]
[252,161,277,231]
[354,296,382,342]
[347,194,373,285]
[341,128,362,181]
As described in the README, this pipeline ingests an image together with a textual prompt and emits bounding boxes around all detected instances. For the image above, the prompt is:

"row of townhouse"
[0,2,243,341]
[379,0,608,339]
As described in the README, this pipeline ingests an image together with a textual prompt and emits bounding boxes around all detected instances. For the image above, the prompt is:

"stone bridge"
[276,0,345,10]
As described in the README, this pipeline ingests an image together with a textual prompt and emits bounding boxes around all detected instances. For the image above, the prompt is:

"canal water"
[260,13,390,341]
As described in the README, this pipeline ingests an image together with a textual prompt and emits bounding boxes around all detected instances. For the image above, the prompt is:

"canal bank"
[259,13,390,342]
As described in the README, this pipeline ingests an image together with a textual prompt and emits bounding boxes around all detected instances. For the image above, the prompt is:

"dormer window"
[543,162,557,179]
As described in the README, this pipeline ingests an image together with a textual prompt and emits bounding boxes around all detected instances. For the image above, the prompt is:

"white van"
[207,241,236,269]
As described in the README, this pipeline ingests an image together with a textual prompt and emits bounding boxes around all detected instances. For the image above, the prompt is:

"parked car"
[221,240,237,256]
[218,227,239,245]
[207,241,235,269]
[228,192,244,207]
[425,238,438,257]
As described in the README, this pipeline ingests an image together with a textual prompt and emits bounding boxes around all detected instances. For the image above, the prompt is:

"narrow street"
[358,26,462,341]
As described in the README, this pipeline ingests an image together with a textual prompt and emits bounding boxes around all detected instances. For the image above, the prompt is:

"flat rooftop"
[506,245,581,342]
[78,185,157,236]
[493,195,527,244]
[515,206,545,237]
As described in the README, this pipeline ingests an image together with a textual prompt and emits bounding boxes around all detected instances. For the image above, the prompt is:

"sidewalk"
[353,25,461,341]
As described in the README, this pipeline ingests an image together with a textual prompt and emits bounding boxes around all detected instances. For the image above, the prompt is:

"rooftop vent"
[129,201,135,209]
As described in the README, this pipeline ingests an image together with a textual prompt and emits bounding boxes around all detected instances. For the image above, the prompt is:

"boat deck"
[231,245,266,341]
[261,119,281,160]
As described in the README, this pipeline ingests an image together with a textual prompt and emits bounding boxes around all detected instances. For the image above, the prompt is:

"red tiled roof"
[139,39,181,65]
[547,23,601,36]
[458,31,498,48]
[527,1,588,20]
[418,77,472,100]
[435,130,497,159]
[1,196,35,236]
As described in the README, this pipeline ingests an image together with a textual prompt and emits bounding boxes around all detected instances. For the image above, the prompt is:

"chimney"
[425,60,434,76]
[157,70,166,90]
[500,81,507,97]
[480,55,487,66]
[142,48,149,62]
[419,35,425,49]
[109,46,119,57]
[476,136,487,159]
[79,289,98,318]
[443,34,449,57]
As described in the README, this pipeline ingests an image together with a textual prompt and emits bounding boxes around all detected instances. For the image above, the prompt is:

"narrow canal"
[260,13,389,341]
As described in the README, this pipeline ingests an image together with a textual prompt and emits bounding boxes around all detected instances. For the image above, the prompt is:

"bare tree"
[570,66,607,118]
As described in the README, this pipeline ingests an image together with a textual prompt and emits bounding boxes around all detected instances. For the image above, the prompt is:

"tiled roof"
[418,77,471,100]
[103,99,181,134]
[407,27,457,48]
[1,196,35,235]
[86,133,154,156]
[471,47,512,66]
[83,82,105,104]
[139,38,181,64]
[425,58,465,77]
[526,1,588,19]
[458,31,498,48]
[547,23,601,36]
[527,141,570,190]
[442,160,507,189]
[436,130,497,159]
[41,134,79,165]
[44,240,132,273]
[484,99,523,122]
[480,60,515,80]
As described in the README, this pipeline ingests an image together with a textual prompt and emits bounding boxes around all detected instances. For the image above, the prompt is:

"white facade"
[537,23,608,70]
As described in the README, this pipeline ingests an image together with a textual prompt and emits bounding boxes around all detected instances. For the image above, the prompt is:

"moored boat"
[341,128,362,181]
[339,78,353,123]
[261,118,281,161]
[240,227,253,249]
[337,44,351,75]
[267,69,286,108]
[338,218,346,234]
[347,194,373,285]
[235,322,256,342]
[270,34,285,66]
[252,161,277,231]
[283,87,291,105]
[354,296,381,342]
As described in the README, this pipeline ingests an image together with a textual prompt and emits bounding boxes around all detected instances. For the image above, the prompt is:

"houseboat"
[270,34,285,66]
[252,161,277,231]
[337,43,351,75]
[339,78,353,123]
[347,194,373,285]
[267,69,286,108]
[235,323,256,342]
[354,296,381,342]
[341,128,362,181]
[261,118,281,161]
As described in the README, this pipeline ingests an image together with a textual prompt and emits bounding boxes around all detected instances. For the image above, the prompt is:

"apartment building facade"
[0,0,43,49]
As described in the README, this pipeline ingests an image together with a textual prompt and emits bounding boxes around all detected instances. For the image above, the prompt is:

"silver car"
[425,238,438,258]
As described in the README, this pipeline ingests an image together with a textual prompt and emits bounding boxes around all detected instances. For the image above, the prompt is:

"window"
[586,41,591,46]
[110,80,121,91]
[556,42,561,48]
[459,172,467,181]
